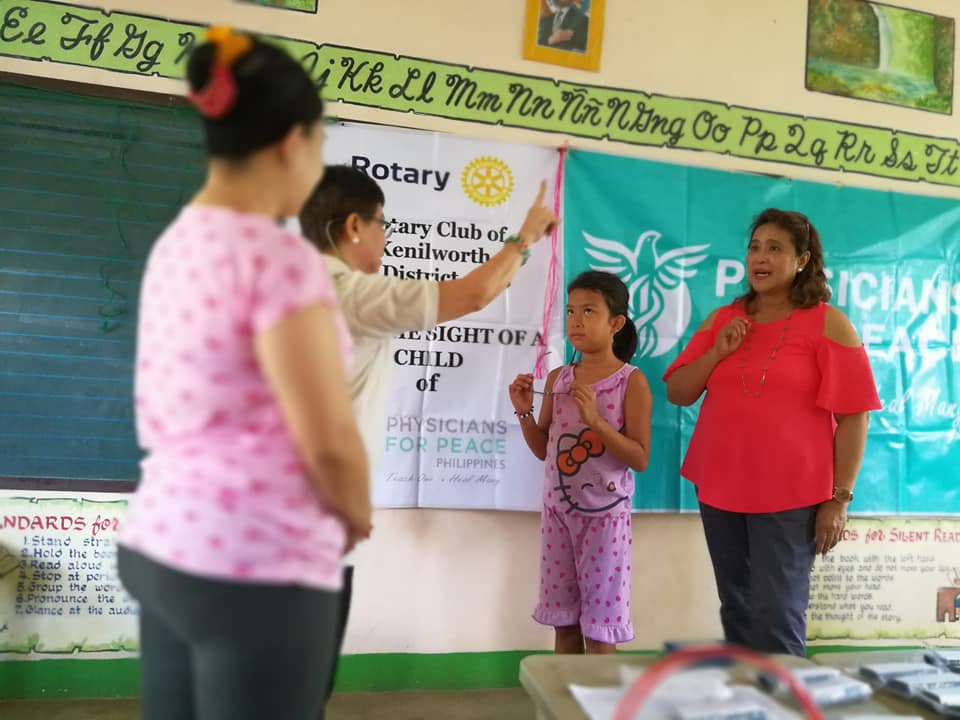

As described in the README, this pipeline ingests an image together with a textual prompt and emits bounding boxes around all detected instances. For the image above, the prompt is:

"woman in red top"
[663,209,880,656]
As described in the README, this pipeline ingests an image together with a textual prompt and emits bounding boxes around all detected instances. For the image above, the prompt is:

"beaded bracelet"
[514,407,535,420]
[504,234,531,266]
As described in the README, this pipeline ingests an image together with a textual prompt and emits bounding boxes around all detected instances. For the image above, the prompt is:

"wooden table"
[519,652,908,719]
[520,654,644,720]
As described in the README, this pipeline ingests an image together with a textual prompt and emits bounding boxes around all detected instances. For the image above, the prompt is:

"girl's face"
[565,288,623,354]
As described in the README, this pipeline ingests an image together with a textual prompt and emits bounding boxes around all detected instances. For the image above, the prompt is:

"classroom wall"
[2,0,960,659]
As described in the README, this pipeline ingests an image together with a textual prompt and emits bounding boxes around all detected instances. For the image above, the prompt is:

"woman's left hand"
[570,383,601,429]
[815,500,847,556]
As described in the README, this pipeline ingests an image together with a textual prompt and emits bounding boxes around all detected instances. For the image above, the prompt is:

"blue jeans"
[698,500,817,656]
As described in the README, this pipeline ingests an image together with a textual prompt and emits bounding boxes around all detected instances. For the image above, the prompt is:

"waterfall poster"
[806,0,954,114]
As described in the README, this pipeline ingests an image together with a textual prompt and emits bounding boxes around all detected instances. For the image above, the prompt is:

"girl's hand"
[570,382,600,428]
[509,373,535,413]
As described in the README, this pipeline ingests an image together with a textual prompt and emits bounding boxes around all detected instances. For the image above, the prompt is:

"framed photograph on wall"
[523,0,605,73]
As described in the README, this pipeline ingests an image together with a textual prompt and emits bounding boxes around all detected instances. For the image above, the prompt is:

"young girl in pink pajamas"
[509,271,652,654]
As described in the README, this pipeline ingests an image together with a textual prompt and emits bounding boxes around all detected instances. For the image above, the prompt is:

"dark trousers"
[324,564,354,701]
[698,501,817,656]
[118,547,340,720]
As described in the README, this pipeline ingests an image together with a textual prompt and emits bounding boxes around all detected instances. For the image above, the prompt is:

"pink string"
[534,144,567,379]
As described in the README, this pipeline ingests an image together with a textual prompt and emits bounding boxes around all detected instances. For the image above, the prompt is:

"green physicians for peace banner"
[564,149,960,514]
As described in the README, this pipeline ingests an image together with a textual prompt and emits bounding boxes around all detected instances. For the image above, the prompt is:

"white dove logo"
[584,230,709,358]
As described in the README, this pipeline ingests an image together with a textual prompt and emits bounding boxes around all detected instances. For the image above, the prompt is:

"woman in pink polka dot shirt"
[116,29,367,720]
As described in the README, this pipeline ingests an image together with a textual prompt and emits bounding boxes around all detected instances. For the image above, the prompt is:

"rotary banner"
[322,123,562,510]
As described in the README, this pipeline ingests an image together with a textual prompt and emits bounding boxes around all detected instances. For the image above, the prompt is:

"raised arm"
[436,182,556,323]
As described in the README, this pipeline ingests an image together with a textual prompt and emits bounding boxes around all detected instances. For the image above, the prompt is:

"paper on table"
[838,716,923,720]
[858,662,932,684]
[570,666,734,720]
[569,684,625,720]
[619,666,733,699]
[570,666,776,720]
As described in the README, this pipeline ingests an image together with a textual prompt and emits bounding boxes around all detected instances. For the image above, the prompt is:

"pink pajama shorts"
[533,505,634,644]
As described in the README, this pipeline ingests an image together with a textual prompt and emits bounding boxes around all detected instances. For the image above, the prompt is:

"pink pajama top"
[118,206,353,591]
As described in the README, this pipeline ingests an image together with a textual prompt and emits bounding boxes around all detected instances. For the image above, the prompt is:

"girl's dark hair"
[739,208,831,309]
[299,165,386,248]
[567,271,638,363]
[187,37,323,159]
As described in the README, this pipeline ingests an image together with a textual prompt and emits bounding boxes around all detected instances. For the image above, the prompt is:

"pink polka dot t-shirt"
[118,205,353,591]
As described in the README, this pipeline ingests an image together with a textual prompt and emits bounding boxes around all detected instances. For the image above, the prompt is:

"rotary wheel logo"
[461,156,514,207]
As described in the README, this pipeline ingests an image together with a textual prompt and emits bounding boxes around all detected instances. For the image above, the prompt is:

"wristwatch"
[832,486,854,503]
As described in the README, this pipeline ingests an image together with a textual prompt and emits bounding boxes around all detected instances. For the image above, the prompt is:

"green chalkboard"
[0,81,205,482]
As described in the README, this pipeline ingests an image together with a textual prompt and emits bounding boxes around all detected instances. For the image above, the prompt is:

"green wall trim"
[0,646,919,700]
[0,658,141,700]
[336,651,547,692]
[806,644,922,656]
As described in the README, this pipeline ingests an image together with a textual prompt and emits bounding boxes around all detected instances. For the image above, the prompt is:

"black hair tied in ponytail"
[612,314,638,364]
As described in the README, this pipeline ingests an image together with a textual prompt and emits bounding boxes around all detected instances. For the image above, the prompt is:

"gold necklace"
[738,313,792,397]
